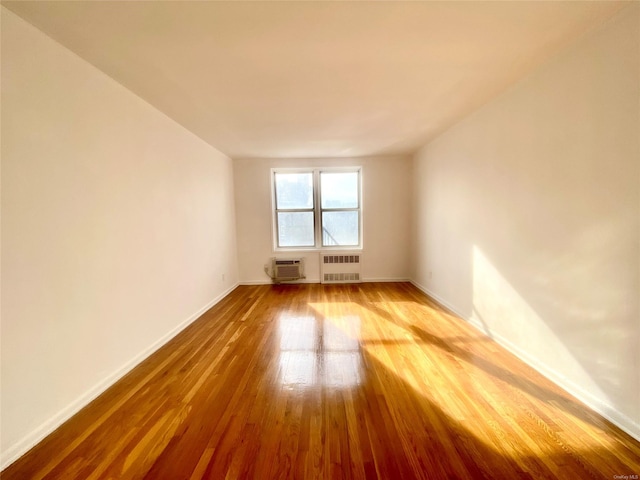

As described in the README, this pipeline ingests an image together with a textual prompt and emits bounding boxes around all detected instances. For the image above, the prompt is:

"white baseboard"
[409,280,640,443]
[362,277,410,283]
[0,283,239,470]
[238,278,320,285]
[239,278,410,285]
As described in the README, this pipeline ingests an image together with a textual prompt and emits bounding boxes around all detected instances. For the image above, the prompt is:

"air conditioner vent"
[275,259,299,265]
[276,265,301,279]
[271,258,304,283]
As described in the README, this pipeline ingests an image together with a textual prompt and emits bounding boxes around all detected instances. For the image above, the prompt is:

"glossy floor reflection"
[278,313,363,388]
[3,283,640,479]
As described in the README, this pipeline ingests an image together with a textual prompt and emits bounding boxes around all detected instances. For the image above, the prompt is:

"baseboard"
[362,277,410,283]
[409,280,640,443]
[238,278,320,285]
[479,325,640,442]
[409,280,467,318]
[0,283,239,470]
[239,278,410,285]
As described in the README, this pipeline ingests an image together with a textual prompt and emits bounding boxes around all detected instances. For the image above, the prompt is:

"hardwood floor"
[3,282,640,479]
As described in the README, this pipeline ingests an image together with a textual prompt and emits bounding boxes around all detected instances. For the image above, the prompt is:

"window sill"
[273,246,363,254]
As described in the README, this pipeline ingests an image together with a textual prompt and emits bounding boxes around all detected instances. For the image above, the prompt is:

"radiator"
[272,258,304,283]
[320,253,362,284]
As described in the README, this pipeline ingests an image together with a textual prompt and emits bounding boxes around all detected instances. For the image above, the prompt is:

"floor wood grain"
[3,283,639,479]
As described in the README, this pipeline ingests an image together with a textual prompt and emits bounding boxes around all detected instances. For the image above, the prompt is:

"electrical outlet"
[221,273,225,282]
[429,271,432,279]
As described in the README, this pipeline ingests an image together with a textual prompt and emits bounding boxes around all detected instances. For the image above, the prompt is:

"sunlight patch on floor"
[308,294,622,457]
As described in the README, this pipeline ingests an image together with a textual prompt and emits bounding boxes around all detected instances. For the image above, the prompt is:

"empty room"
[1,1,639,478]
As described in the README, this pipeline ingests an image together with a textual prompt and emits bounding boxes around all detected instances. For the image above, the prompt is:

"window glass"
[277,212,315,247]
[275,173,313,210]
[320,172,359,209]
[322,211,359,246]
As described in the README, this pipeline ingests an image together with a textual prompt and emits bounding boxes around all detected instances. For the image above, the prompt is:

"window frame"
[271,166,362,251]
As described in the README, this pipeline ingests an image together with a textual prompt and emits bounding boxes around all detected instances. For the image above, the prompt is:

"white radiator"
[321,253,362,284]
[272,258,304,283]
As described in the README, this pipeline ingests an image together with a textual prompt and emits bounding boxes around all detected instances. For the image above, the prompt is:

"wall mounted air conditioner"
[321,253,362,284]
[271,258,304,283]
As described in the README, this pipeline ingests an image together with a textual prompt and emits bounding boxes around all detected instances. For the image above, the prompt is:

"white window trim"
[271,166,363,252]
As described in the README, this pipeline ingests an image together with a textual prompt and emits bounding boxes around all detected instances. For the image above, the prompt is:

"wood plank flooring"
[3,282,640,479]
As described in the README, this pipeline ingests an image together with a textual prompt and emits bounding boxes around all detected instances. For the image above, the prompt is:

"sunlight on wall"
[471,245,609,406]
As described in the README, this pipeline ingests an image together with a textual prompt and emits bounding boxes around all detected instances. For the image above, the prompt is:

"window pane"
[321,172,358,209]
[278,212,315,247]
[275,173,313,209]
[322,211,359,246]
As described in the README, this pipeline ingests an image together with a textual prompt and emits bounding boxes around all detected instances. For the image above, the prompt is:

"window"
[273,168,361,249]
[274,172,315,247]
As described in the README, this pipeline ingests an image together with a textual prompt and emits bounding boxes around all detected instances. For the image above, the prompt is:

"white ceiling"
[2,1,629,158]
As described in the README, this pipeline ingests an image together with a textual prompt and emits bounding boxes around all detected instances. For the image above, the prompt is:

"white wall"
[0,8,238,467]
[234,156,411,283]
[411,5,639,438]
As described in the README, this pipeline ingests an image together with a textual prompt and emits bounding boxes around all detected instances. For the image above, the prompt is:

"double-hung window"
[273,168,361,249]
